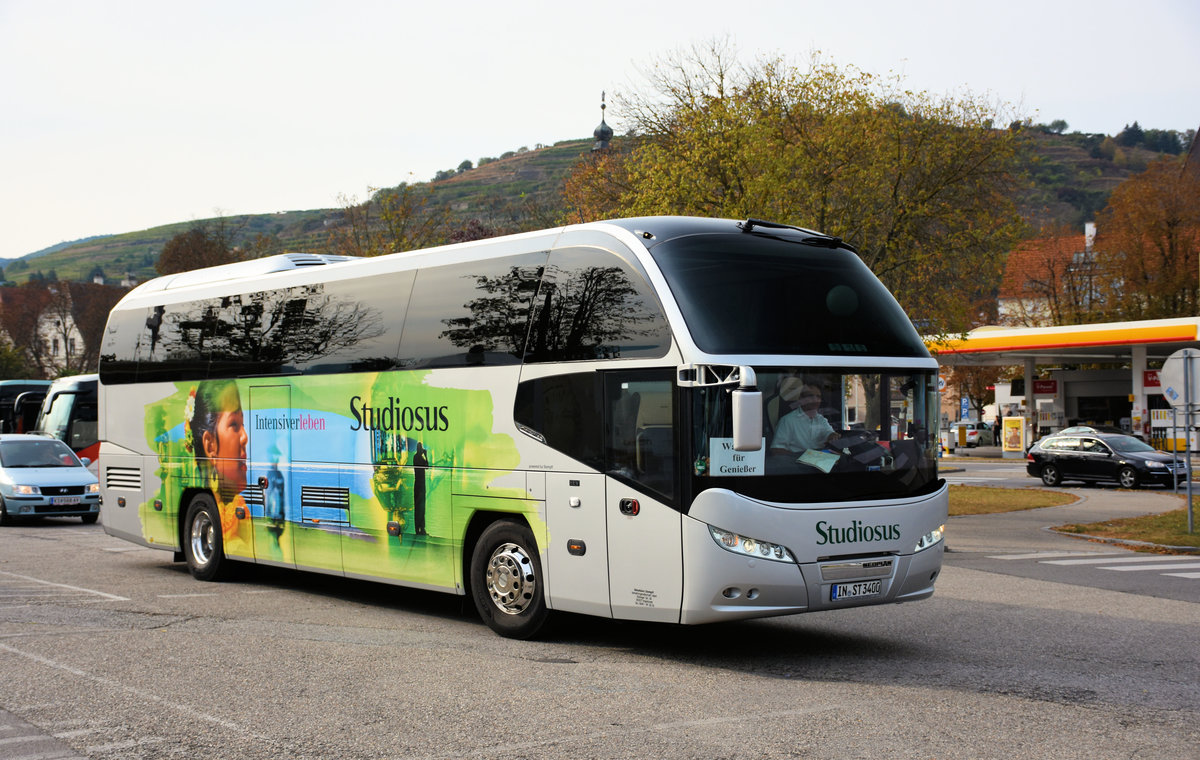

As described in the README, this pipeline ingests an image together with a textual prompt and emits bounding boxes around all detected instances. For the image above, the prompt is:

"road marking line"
[0,734,49,745]
[0,643,271,740]
[1043,555,1191,565]
[1163,572,1200,578]
[1104,563,1200,572]
[0,572,128,602]
[155,593,218,598]
[83,737,167,754]
[51,728,108,739]
[988,552,1121,561]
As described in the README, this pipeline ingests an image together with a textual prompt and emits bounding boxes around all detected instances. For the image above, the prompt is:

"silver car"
[0,434,100,524]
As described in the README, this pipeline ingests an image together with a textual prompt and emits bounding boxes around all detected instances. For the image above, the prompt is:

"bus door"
[603,371,683,623]
[544,472,609,617]
[247,385,293,568]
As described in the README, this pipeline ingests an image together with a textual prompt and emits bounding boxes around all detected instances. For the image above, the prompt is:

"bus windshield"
[690,368,940,503]
[647,232,928,357]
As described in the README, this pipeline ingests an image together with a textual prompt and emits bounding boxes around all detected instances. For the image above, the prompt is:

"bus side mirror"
[732,366,762,452]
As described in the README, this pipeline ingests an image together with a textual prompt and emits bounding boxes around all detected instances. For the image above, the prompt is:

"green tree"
[1117,121,1144,147]
[565,43,1028,332]
[0,340,33,379]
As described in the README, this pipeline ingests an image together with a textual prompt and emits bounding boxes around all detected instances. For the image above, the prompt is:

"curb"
[1046,527,1200,554]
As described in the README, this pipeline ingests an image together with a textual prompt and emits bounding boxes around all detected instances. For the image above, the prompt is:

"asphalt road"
[2,496,1198,759]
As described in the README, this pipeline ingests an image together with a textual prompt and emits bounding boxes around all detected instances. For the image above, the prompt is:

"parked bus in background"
[36,374,99,473]
[0,380,51,433]
[97,217,947,638]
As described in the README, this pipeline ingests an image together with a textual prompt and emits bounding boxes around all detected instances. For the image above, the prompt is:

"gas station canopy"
[929,317,1200,366]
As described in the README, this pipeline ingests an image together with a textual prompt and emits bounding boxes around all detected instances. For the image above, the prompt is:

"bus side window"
[514,373,603,470]
[402,252,548,369]
[525,246,671,363]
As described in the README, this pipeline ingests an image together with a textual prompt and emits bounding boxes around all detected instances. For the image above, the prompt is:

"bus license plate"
[831,580,882,601]
[51,496,81,506]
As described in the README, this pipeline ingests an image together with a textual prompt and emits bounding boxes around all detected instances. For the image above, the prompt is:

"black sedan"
[1026,432,1186,489]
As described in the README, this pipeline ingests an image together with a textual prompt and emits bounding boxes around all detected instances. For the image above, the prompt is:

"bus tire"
[469,520,548,639]
[183,493,230,582]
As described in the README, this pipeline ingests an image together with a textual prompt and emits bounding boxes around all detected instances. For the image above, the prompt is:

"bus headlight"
[709,525,795,563]
[914,525,945,553]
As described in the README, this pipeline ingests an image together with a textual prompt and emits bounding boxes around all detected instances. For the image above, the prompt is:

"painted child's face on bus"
[202,387,247,497]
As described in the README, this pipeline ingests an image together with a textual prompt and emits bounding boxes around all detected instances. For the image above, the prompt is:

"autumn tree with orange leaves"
[1094,157,1200,320]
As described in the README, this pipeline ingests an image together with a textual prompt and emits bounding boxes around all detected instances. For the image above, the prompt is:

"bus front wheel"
[183,493,230,582]
[469,520,548,639]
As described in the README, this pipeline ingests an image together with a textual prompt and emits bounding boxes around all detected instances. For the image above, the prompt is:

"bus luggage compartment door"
[544,472,609,617]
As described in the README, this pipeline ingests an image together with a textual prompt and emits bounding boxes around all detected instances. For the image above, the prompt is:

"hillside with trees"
[3,110,1191,292]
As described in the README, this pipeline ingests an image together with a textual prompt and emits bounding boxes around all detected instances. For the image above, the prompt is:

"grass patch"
[948,484,1076,516]
[1056,506,1200,551]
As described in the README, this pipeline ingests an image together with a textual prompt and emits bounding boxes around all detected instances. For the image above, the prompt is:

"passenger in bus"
[769,379,839,456]
[185,379,251,549]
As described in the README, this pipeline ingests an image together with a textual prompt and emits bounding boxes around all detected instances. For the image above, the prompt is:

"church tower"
[592,92,613,152]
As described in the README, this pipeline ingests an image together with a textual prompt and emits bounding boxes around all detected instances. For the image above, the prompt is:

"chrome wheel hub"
[189,510,215,567]
[485,542,536,615]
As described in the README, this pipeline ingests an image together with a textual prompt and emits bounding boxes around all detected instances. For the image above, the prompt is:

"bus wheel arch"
[181,490,232,582]
[466,514,549,639]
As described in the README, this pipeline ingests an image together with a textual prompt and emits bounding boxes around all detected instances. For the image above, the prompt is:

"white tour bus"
[98,216,947,638]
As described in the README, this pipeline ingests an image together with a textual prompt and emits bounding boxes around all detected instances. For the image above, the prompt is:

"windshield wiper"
[739,218,858,253]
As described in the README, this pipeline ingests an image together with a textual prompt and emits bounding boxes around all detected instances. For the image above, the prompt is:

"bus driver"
[769,378,839,456]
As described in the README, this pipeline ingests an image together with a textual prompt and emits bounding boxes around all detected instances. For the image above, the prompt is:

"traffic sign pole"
[1186,350,1194,534]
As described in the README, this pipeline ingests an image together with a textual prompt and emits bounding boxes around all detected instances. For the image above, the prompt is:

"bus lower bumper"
[679,516,944,624]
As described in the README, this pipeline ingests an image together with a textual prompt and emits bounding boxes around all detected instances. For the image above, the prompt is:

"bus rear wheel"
[183,493,231,581]
[469,520,548,639]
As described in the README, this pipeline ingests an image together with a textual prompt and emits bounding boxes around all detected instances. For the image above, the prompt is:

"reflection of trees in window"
[438,266,543,359]
[439,259,668,362]
[153,284,386,376]
[528,261,667,362]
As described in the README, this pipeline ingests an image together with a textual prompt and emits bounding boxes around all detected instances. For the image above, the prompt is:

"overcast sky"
[2,0,1198,261]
